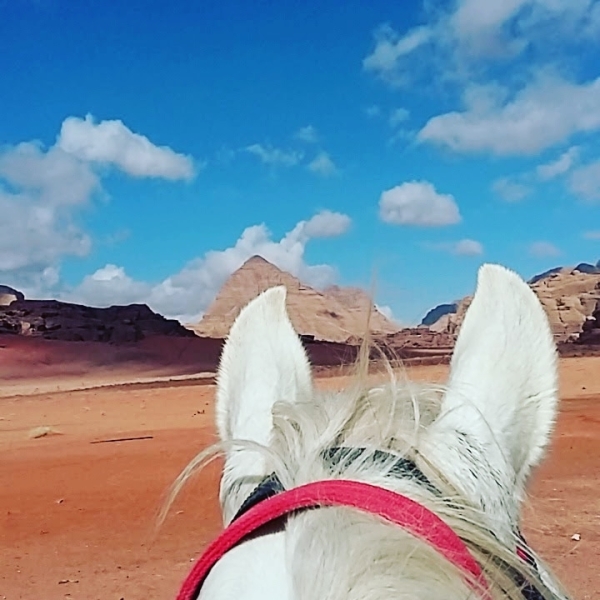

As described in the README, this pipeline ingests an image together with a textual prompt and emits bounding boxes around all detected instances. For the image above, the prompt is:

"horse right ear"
[214,286,312,521]
[437,264,559,498]
[215,285,312,446]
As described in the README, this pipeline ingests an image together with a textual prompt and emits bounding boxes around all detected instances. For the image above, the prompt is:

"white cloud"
[418,75,600,155]
[375,304,399,324]
[389,108,410,127]
[529,241,561,257]
[583,230,600,240]
[308,152,338,177]
[295,125,319,143]
[58,114,195,180]
[492,145,580,203]
[0,117,197,297]
[66,211,350,322]
[0,142,95,276]
[569,159,600,201]
[453,239,484,256]
[301,210,351,238]
[492,177,531,202]
[536,146,579,180]
[362,23,432,85]
[245,143,303,167]
[426,238,484,256]
[379,181,461,227]
[365,105,382,118]
[0,142,99,207]
[363,2,600,87]
[72,265,151,307]
[364,3,600,162]
[449,0,531,60]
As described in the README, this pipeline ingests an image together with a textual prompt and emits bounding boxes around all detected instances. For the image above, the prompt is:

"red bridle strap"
[176,479,490,600]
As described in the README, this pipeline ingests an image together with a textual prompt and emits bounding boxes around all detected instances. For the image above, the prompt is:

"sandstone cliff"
[426,264,600,342]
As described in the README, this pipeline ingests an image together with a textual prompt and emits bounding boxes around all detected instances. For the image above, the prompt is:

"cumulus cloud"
[72,265,152,307]
[379,181,461,227]
[58,114,195,180]
[418,75,600,156]
[362,23,432,86]
[536,146,579,181]
[308,152,338,177]
[301,210,351,238]
[492,177,531,202]
[244,134,338,176]
[452,239,484,256]
[426,238,484,256]
[364,3,600,158]
[492,145,580,202]
[0,116,198,296]
[529,241,561,258]
[364,1,600,87]
[449,0,532,61]
[389,108,410,127]
[583,230,600,240]
[0,142,99,207]
[66,210,351,322]
[365,105,382,118]
[244,143,303,167]
[569,159,600,201]
[0,142,95,278]
[295,125,319,143]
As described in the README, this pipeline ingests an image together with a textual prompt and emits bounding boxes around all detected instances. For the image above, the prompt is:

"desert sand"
[1,357,599,600]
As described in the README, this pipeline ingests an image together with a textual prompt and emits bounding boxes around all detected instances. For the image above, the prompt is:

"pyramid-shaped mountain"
[191,256,399,342]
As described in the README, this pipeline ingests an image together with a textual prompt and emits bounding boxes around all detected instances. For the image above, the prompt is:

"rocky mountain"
[420,303,457,327]
[191,255,400,342]
[0,298,195,343]
[0,285,24,306]
[425,263,600,342]
[577,300,600,345]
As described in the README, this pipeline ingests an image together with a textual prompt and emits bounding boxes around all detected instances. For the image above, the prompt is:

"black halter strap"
[233,447,433,521]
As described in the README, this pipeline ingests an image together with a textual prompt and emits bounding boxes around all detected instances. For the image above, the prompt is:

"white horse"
[166,264,571,600]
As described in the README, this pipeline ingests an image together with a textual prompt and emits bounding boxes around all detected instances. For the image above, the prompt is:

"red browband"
[176,479,490,600]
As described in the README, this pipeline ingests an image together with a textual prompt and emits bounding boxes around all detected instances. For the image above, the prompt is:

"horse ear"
[216,284,312,446]
[437,264,559,496]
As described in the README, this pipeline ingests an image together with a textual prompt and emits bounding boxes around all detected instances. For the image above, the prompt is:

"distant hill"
[0,298,195,343]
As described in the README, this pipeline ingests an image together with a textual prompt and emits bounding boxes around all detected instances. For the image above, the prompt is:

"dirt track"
[1,358,599,599]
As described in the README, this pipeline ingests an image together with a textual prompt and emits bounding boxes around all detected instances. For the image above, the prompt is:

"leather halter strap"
[175,479,490,600]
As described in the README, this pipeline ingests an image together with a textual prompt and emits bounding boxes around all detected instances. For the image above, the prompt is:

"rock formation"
[191,255,400,343]
[0,285,25,306]
[0,299,195,343]
[420,303,457,327]
[576,300,600,345]
[381,327,456,355]
[425,264,600,342]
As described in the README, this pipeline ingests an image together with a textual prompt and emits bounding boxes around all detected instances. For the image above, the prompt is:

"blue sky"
[1,0,600,325]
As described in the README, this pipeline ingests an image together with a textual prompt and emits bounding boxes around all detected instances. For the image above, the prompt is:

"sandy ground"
[1,358,599,599]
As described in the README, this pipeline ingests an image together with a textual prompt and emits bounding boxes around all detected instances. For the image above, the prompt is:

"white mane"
[164,264,571,600]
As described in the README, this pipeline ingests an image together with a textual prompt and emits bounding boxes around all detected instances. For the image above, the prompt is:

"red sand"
[1,358,599,599]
